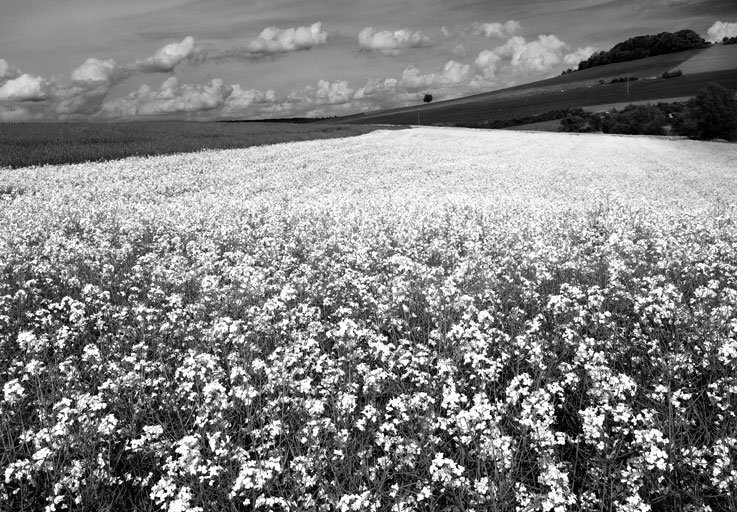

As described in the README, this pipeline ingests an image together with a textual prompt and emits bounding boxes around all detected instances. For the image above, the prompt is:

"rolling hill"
[330,45,737,127]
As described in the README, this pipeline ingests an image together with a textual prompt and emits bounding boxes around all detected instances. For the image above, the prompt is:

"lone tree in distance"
[423,94,433,103]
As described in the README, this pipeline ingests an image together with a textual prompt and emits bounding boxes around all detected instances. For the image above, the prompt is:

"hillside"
[674,43,737,74]
[332,47,737,127]
[577,29,708,70]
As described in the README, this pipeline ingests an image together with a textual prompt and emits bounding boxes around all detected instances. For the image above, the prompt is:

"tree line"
[578,30,709,70]
[559,83,737,141]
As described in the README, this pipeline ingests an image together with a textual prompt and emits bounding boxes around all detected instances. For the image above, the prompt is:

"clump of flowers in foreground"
[1,130,737,511]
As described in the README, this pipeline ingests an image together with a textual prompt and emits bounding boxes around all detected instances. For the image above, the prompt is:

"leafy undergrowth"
[1,130,737,511]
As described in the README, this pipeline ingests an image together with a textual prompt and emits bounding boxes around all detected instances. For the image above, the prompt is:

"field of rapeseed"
[2,128,737,511]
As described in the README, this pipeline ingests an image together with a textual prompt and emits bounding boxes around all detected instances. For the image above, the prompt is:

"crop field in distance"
[2,127,737,511]
[0,122,404,169]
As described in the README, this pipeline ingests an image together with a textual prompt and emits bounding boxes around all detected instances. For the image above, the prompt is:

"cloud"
[223,58,477,120]
[399,60,471,89]
[452,44,468,57]
[192,23,329,63]
[707,21,737,43]
[139,77,232,115]
[101,77,233,117]
[0,74,48,101]
[475,50,501,79]
[303,80,354,105]
[223,86,282,115]
[71,58,128,83]
[358,27,431,55]
[134,36,196,72]
[493,35,567,72]
[0,105,42,122]
[0,21,332,121]
[247,22,328,55]
[564,46,597,66]
[471,20,522,39]
[0,59,20,80]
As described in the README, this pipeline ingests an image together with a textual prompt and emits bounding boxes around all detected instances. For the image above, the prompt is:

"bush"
[559,111,601,132]
[610,76,639,84]
[662,69,683,79]
[601,105,670,135]
[682,83,737,140]
[559,104,686,136]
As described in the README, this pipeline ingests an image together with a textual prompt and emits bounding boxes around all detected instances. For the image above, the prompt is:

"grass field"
[329,47,736,127]
[334,50,706,124]
[2,128,737,511]
[675,44,737,74]
[338,69,737,126]
[0,122,402,169]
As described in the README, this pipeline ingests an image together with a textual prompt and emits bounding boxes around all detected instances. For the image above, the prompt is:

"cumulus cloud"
[0,59,9,79]
[248,22,328,55]
[493,35,567,72]
[0,59,20,80]
[192,23,329,63]
[140,77,232,115]
[223,86,282,115]
[101,77,233,118]
[707,21,737,42]
[304,80,354,105]
[399,60,471,89]
[71,58,127,83]
[223,57,478,120]
[471,20,522,39]
[135,36,196,72]
[1,19,337,121]
[0,74,48,101]
[358,27,431,55]
[475,50,502,79]
[564,46,597,66]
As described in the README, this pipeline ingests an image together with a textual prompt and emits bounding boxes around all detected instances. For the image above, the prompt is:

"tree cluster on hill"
[558,84,737,141]
[578,30,709,70]
[610,76,639,84]
[662,69,683,79]
[723,36,737,45]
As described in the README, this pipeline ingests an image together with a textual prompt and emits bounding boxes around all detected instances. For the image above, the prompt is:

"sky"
[0,0,736,122]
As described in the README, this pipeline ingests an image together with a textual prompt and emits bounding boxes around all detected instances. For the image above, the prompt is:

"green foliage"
[662,69,683,79]
[610,76,639,84]
[558,89,737,141]
[423,94,434,103]
[578,30,708,70]
[601,105,671,135]
[723,36,737,45]
[682,83,737,141]
[559,110,601,132]
[458,108,583,129]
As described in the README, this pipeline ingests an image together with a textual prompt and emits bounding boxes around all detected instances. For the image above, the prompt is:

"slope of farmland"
[674,43,737,74]
[333,48,737,126]
[2,128,737,511]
